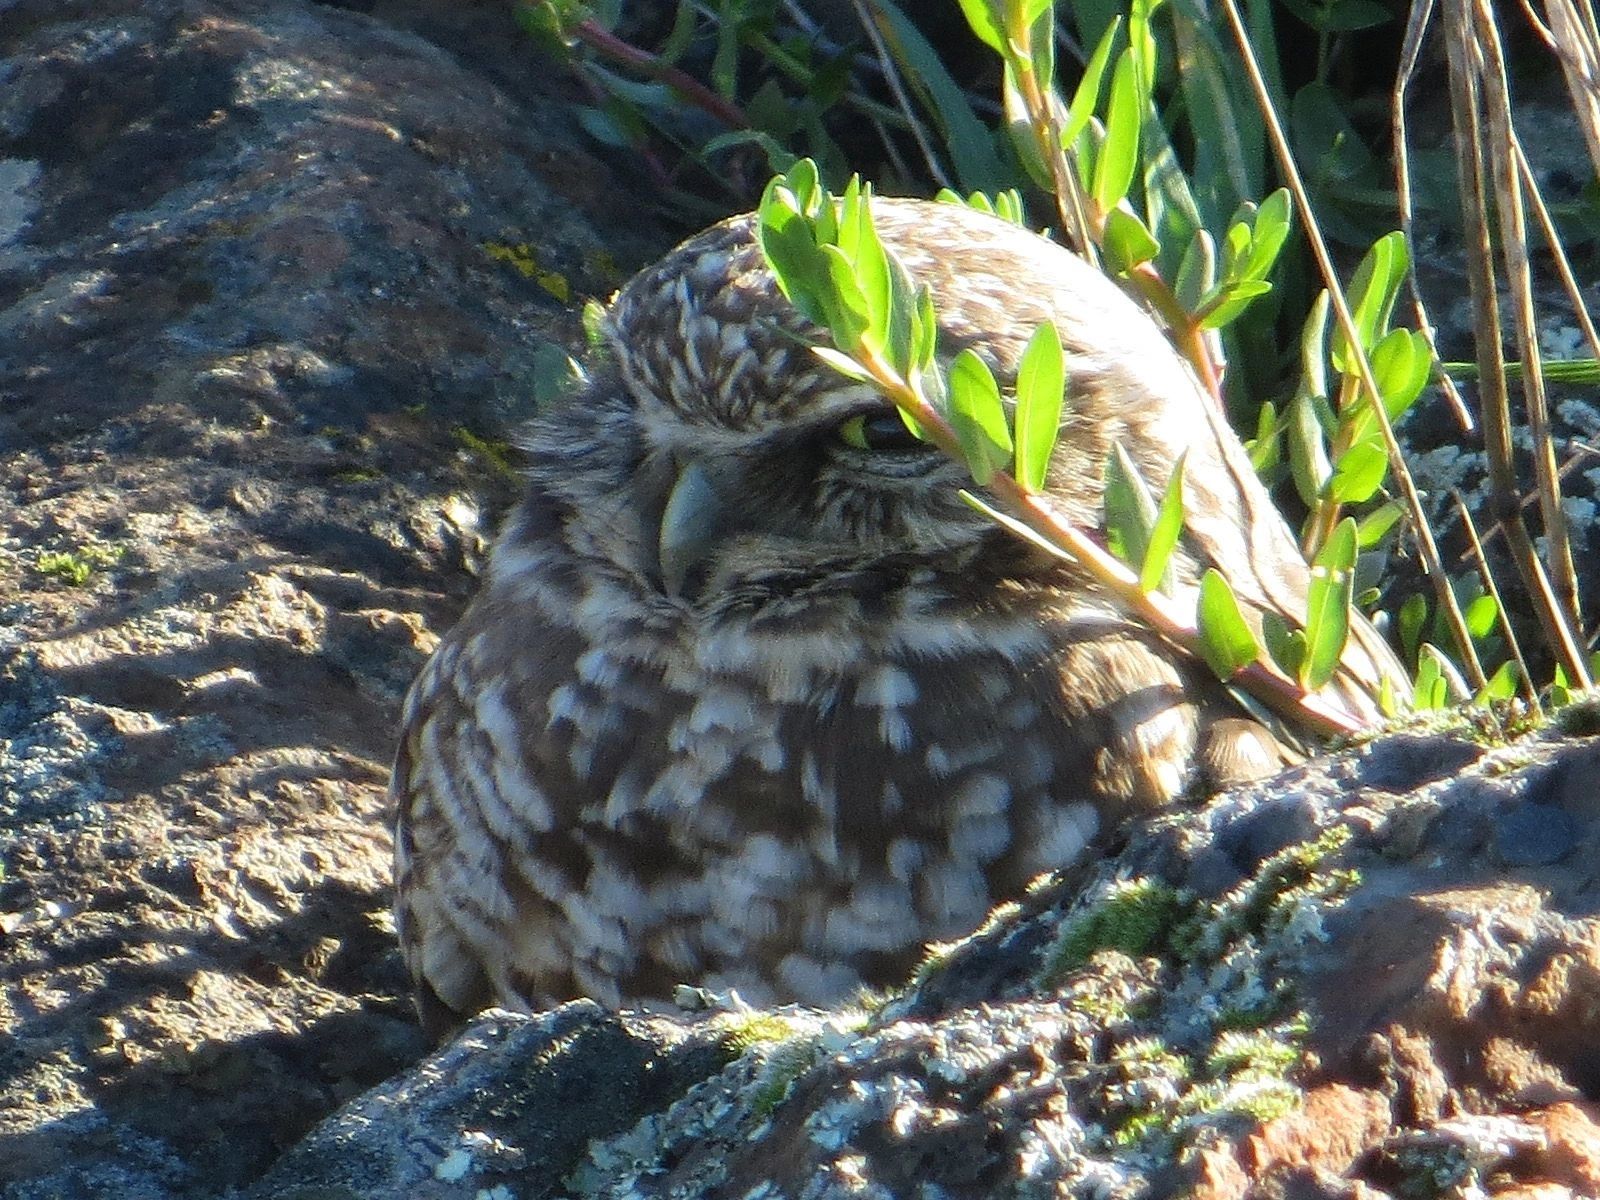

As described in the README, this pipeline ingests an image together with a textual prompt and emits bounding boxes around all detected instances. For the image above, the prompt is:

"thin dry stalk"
[1513,142,1600,364]
[1454,492,1541,711]
[1443,0,1591,685]
[849,0,954,191]
[1392,0,1477,432]
[1534,0,1600,179]
[1472,0,1586,644]
[1218,0,1489,691]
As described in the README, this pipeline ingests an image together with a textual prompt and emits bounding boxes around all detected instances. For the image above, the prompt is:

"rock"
[249,1002,738,1200]
[0,1,672,1197]
[269,724,1600,1199]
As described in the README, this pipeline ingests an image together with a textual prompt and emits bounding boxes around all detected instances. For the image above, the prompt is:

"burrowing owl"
[393,198,1403,1035]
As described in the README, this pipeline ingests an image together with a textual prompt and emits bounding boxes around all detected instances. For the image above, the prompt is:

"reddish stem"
[573,20,751,130]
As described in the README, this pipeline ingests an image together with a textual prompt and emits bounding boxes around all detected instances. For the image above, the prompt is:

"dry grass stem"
[1220,0,1487,690]
[1454,492,1541,709]
[1393,0,1477,433]
[1444,0,1592,685]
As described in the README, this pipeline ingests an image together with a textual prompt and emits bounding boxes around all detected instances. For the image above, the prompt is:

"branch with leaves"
[758,161,1385,739]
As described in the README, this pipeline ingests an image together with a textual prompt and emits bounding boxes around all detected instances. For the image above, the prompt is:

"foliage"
[518,0,1600,726]
[756,161,1376,734]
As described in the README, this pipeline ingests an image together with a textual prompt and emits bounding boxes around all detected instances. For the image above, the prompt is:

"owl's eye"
[836,410,926,453]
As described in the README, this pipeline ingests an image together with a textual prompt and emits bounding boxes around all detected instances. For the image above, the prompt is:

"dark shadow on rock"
[1,874,428,1194]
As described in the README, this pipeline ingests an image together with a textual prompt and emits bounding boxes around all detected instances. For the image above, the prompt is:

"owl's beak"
[656,457,729,599]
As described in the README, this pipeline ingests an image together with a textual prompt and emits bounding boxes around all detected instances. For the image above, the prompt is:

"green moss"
[1044,879,1184,982]
[452,426,519,478]
[36,544,125,586]
[1204,1027,1302,1078]
[1114,1036,1191,1077]
[714,1012,807,1054]
[910,901,1021,991]
[1176,825,1358,960]
[746,1035,824,1121]
[483,240,572,302]
[1111,1110,1171,1148]
[1067,982,1133,1024]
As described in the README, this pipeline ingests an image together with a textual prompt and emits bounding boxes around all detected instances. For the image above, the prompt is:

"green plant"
[522,0,1599,726]
[758,160,1382,735]
[35,545,124,587]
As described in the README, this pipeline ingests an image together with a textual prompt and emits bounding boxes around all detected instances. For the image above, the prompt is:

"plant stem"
[574,19,751,130]
[847,344,1366,740]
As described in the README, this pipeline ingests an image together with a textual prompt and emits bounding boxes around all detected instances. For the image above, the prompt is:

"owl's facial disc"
[637,406,998,605]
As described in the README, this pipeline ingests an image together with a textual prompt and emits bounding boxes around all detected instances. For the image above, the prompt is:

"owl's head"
[528,199,1227,613]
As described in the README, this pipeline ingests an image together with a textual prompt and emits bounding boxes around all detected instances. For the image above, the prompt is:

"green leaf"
[1302,517,1356,690]
[1197,279,1273,329]
[948,348,1013,483]
[1175,229,1217,314]
[876,0,1008,192]
[1370,328,1432,421]
[913,283,938,372]
[1475,659,1518,704]
[882,253,918,378]
[1104,441,1157,566]
[1166,0,1268,223]
[1196,569,1262,679]
[712,1,740,97]
[809,345,876,384]
[994,189,1027,225]
[941,187,994,216]
[1465,592,1498,641]
[1103,208,1162,272]
[758,200,831,328]
[959,488,1071,560]
[836,178,892,348]
[1413,645,1447,709]
[1093,50,1142,213]
[818,243,871,350]
[659,0,698,63]
[1398,592,1428,664]
[1299,289,1331,405]
[1022,0,1056,27]
[1014,322,1065,492]
[1242,188,1293,280]
[1002,61,1054,190]
[1222,211,1253,270]
[1280,0,1393,33]
[1356,500,1404,547]
[1287,389,1332,508]
[1020,0,1057,91]
[1262,610,1307,678]
[1062,16,1123,148]
[1291,81,1376,194]
[1140,452,1186,593]
[1326,438,1387,504]
[955,0,1004,51]
[1330,231,1410,371]
[1247,400,1281,473]
[1127,0,1165,86]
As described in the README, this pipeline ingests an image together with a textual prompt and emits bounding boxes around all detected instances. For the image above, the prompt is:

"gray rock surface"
[251,1002,739,1200]
[0,1,672,1196]
[259,722,1600,1200]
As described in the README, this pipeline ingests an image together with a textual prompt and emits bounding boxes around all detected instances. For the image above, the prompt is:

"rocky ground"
[0,1,671,1195]
[257,722,1600,1200]
[4,2,1600,1199]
